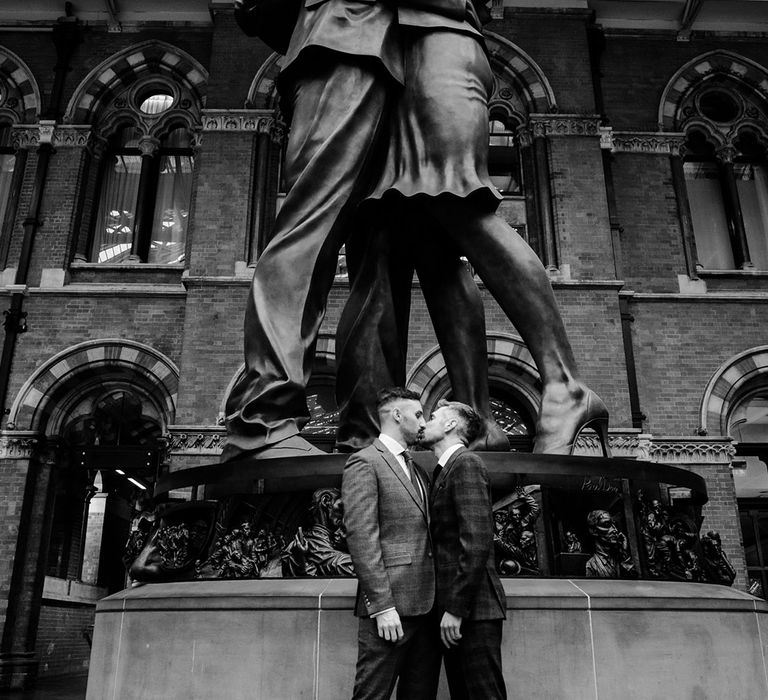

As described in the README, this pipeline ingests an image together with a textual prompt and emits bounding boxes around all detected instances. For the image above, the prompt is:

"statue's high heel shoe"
[469,419,511,452]
[533,388,611,457]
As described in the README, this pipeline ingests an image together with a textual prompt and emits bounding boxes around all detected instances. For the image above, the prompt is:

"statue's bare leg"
[425,199,609,454]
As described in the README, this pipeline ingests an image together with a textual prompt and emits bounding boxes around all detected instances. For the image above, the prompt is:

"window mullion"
[717,152,753,269]
[131,141,161,263]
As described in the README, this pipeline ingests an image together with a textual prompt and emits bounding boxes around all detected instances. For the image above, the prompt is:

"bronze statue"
[701,530,736,586]
[585,510,637,579]
[493,489,540,575]
[227,0,609,460]
[283,487,354,576]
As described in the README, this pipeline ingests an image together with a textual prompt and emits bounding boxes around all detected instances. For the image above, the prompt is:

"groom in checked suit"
[422,399,507,700]
[341,387,440,699]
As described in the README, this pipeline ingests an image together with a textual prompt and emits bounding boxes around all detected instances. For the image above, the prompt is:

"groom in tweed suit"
[422,399,507,700]
[342,387,440,699]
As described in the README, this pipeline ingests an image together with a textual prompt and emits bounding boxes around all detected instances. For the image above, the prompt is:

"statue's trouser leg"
[336,218,414,452]
[224,59,389,457]
[336,210,503,451]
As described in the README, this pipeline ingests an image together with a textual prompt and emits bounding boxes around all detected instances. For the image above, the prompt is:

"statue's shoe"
[221,434,324,462]
[533,388,611,457]
[469,419,510,452]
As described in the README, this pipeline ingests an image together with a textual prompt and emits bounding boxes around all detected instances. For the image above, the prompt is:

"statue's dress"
[367,25,502,210]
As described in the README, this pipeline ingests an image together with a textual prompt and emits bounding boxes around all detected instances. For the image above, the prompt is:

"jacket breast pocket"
[383,552,412,567]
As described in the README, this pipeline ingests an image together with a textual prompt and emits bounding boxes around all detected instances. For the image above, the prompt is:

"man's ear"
[392,407,401,423]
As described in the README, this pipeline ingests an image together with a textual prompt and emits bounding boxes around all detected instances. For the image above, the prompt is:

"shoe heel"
[572,417,611,457]
[587,417,611,458]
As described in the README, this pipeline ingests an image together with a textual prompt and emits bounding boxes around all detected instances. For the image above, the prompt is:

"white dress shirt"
[437,442,464,467]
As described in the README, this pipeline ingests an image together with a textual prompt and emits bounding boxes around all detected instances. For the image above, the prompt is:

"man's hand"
[440,611,463,648]
[375,609,404,642]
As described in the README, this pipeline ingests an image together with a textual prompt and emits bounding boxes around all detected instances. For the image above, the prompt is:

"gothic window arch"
[485,33,557,265]
[0,46,40,268]
[700,345,768,597]
[662,52,768,271]
[64,42,206,265]
[407,333,540,450]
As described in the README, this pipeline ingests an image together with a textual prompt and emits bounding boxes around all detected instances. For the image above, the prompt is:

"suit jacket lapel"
[373,439,428,519]
[434,445,466,491]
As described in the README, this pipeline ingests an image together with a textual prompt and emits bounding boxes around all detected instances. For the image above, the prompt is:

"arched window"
[665,56,768,271]
[0,123,16,242]
[65,42,205,266]
[91,124,193,264]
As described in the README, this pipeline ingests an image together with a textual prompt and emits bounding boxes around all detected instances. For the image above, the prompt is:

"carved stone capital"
[138,135,161,157]
[610,132,686,155]
[0,430,42,459]
[647,437,736,465]
[529,114,602,138]
[166,426,227,456]
[516,125,533,148]
[716,145,737,164]
[269,119,287,146]
[201,109,277,134]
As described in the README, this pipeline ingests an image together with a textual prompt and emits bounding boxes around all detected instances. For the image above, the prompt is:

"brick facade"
[0,2,766,689]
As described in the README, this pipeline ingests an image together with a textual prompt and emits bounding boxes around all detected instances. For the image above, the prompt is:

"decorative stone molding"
[529,114,602,138]
[166,426,226,456]
[607,131,686,155]
[572,431,652,459]
[0,431,42,458]
[201,109,277,133]
[11,123,93,150]
[55,125,92,147]
[647,438,736,465]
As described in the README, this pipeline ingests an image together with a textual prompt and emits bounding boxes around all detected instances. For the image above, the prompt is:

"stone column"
[0,433,60,690]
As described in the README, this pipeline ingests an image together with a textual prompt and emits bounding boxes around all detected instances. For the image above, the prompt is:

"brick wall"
[630,298,768,435]
[549,137,614,279]
[487,10,596,112]
[612,153,687,292]
[35,603,94,678]
[600,34,768,131]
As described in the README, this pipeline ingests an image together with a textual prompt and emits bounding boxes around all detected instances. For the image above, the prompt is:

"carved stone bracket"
[528,114,602,138]
[572,431,652,460]
[201,109,277,134]
[166,426,227,456]
[607,131,686,155]
[11,123,93,150]
[0,430,42,459]
[647,438,735,465]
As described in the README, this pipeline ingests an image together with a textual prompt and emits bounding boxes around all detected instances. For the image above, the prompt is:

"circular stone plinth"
[156,452,707,503]
[87,578,768,700]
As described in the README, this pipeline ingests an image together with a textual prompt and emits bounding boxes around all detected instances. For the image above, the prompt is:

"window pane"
[729,394,768,442]
[684,161,734,269]
[0,153,15,229]
[741,512,759,567]
[148,154,193,264]
[736,163,768,269]
[92,154,142,263]
[488,120,521,195]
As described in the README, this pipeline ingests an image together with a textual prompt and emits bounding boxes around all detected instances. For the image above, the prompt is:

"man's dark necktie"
[402,450,423,503]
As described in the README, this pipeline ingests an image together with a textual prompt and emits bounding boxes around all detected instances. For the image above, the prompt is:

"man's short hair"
[376,387,421,414]
[436,399,482,446]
